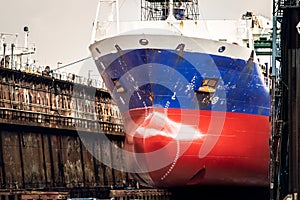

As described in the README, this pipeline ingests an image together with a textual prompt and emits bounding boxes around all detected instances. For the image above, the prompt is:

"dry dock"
[2,1,300,199]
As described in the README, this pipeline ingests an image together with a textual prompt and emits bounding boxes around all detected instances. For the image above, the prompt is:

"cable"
[50,56,92,72]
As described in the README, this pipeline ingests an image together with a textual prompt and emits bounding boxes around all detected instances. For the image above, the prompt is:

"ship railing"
[95,19,207,40]
[1,45,107,91]
[0,63,108,91]
[49,71,108,91]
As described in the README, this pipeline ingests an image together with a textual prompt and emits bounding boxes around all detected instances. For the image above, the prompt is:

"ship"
[89,0,271,188]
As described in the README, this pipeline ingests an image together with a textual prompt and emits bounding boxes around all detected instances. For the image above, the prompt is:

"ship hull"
[89,33,271,188]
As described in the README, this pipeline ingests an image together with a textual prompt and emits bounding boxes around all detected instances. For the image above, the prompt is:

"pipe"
[11,43,14,69]
[24,26,29,50]
[2,43,6,67]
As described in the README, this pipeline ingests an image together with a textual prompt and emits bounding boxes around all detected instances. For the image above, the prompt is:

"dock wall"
[0,67,131,193]
[0,124,128,189]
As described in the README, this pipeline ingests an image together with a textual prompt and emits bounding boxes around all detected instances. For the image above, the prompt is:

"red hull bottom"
[122,108,270,188]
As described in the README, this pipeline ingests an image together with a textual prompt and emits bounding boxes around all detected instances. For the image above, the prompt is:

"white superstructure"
[91,1,272,50]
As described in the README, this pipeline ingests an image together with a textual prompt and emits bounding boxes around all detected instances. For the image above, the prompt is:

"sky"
[0,0,272,78]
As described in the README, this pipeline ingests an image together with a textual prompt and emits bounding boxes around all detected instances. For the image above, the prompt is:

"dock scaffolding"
[269,0,283,199]
[270,0,300,200]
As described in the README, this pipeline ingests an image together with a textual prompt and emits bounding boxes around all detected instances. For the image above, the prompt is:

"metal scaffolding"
[141,0,200,21]
[270,0,300,200]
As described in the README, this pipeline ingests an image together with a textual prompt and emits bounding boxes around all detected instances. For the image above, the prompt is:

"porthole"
[139,39,149,45]
[218,46,226,53]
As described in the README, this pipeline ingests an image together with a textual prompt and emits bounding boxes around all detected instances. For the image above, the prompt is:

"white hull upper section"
[94,19,254,48]
[90,32,254,63]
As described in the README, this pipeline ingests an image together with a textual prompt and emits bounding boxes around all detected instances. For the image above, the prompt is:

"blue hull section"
[96,49,270,116]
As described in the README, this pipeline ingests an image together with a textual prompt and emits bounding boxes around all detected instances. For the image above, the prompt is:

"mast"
[116,0,120,34]
[90,0,120,42]
[167,0,175,20]
[90,0,101,44]
[24,26,29,50]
